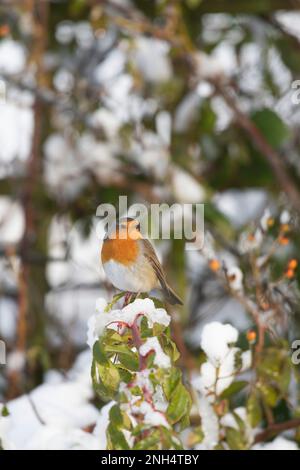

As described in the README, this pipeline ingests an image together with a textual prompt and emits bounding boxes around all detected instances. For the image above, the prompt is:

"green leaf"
[159,427,183,450]
[140,316,153,338]
[105,292,126,312]
[225,427,247,450]
[187,426,204,446]
[257,347,291,397]
[109,405,124,427]
[1,405,9,417]
[220,380,248,399]
[160,335,180,363]
[105,343,139,371]
[199,99,217,133]
[133,430,161,450]
[258,382,279,407]
[276,37,300,73]
[106,423,130,450]
[234,349,243,371]
[92,358,120,401]
[93,340,108,365]
[251,108,290,149]
[117,367,133,383]
[247,391,262,427]
[166,382,192,426]
[163,367,181,400]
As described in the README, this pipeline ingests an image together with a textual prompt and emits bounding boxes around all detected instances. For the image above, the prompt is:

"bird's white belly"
[103,259,157,293]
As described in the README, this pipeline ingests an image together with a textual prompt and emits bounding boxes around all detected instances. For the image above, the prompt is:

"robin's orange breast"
[101,237,139,266]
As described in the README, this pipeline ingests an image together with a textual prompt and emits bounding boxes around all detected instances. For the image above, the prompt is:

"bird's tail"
[162,283,183,305]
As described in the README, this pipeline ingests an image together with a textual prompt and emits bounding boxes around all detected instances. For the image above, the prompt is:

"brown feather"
[141,239,183,305]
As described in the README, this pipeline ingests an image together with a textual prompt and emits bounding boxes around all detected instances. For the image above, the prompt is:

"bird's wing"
[141,239,167,289]
[141,238,183,305]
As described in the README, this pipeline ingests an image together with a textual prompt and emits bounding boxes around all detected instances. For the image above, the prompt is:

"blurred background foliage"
[0,0,300,408]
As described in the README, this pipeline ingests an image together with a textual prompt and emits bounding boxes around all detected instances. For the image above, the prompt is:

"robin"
[101,217,183,305]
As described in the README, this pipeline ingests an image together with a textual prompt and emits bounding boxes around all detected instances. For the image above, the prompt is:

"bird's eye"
[136,223,140,231]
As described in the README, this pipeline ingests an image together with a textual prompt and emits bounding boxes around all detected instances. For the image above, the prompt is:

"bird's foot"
[123,292,133,306]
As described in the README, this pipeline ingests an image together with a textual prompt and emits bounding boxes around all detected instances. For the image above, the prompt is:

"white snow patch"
[201,322,238,366]
[172,167,205,203]
[87,298,170,346]
[139,337,171,369]
[252,436,298,450]
[0,40,26,75]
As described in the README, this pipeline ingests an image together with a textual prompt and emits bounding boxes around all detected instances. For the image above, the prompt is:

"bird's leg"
[123,292,133,306]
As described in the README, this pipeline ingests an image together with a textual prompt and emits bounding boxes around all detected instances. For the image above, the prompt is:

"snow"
[226,266,243,291]
[0,40,26,75]
[0,89,34,165]
[87,298,170,347]
[2,349,106,450]
[6,351,25,372]
[131,369,153,394]
[195,322,251,395]
[87,298,108,348]
[213,189,267,228]
[43,133,89,199]
[74,21,94,49]
[0,297,17,341]
[0,197,24,243]
[260,208,273,231]
[55,21,74,44]
[239,228,263,254]
[139,337,171,369]
[172,167,205,203]
[138,402,169,428]
[78,132,119,179]
[94,48,126,84]
[130,130,170,178]
[132,38,172,83]
[280,210,290,225]
[90,108,121,140]
[200,322,238,367]
[193,347,250,398]
[93,401,115,450]
[221,407,254,446]
[194,52,224,80]
[156,111,171,147]
[46,215,70,287]
[23,426,100,451]
[195,396,219,450]
[153,385,168,413]
[276,12,300,41]
[5,396,112,450]
[53,68,74,93]
[47,288,105,347]
[192,321,252,448]
[192,362,216,397]
[174,91,201,133]
[252,436,299,450]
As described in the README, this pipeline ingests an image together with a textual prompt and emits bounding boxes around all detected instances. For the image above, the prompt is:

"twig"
[254,417,300,443]
[212,80,300,214]
[26,394,45,426]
